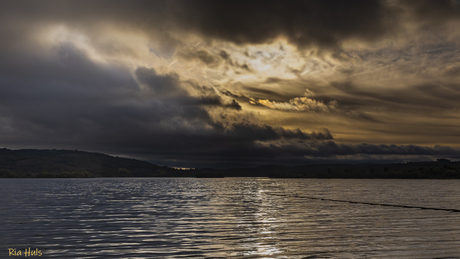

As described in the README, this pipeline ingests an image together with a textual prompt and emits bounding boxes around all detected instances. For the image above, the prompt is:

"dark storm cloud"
[135,67,185,97]
[171,0,398,49]
[219,123,332,142]
[401,0,460,24]
[2,0,458,53]
[0,41,333,166]
[300,142,460,157]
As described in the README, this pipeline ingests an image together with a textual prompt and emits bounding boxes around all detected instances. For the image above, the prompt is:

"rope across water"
[267,193,460,213]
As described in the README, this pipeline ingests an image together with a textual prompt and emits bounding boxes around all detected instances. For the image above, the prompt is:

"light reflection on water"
[1,178,460,258]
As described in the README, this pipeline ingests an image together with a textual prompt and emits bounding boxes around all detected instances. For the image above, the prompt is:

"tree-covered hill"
[0,148,192,177]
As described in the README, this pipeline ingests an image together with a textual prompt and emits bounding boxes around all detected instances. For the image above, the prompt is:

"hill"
[0,148,193,178]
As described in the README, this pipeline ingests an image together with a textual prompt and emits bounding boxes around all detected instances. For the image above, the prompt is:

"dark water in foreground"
[1,178,460,258]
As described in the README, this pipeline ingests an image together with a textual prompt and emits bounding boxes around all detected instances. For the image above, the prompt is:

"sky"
[1,0,460,168]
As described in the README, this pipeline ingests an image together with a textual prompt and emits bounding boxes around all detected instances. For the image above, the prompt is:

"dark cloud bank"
[3,0,459,50]
[0,42,459,168]
[0,42,334,168]
[1,1,460,168]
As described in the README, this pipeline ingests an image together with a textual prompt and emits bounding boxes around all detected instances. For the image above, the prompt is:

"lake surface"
[1,178,460,258]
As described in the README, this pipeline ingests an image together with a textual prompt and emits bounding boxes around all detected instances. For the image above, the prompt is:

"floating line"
[268,193,460,213]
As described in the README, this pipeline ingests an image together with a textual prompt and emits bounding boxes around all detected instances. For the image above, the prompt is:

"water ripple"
[1,178,460,258]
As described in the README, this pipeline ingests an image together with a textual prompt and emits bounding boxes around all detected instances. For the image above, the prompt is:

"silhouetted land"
[191,159,460,179]
[1,148,459,178]
[0,148,191,178]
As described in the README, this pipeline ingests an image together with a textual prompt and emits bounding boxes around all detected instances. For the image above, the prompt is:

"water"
[1,178,460,258]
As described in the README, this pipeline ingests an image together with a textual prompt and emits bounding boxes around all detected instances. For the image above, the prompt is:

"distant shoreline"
[1,148,460,179]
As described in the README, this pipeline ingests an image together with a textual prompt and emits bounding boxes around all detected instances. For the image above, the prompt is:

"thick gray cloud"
[138,140,460,168]
[136,67,185,97]
[401,0,460,24]
[0,41,336,167]
[170,0,398,49]
[2,0,458,51]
